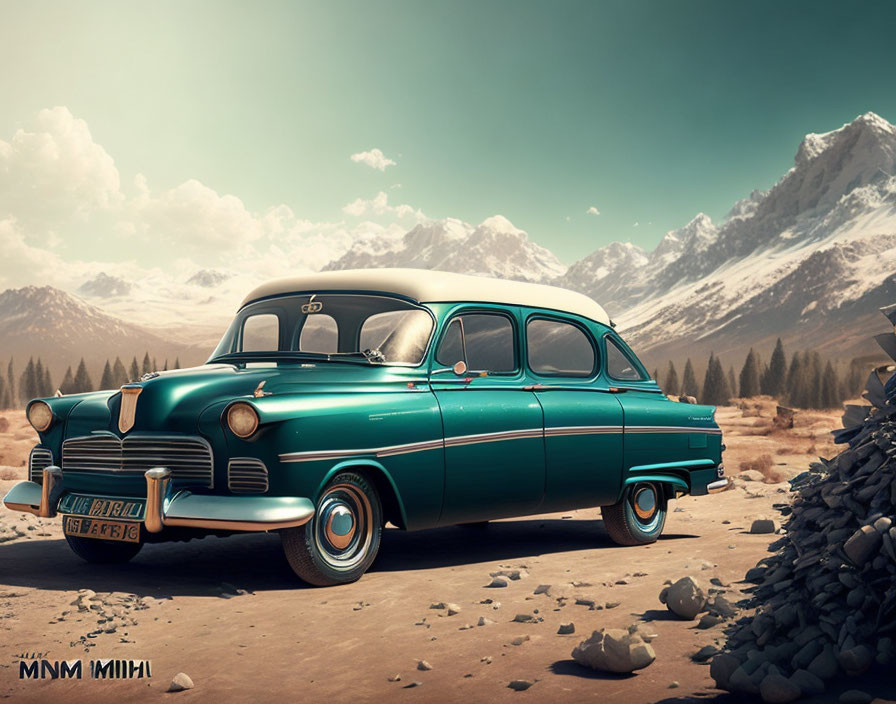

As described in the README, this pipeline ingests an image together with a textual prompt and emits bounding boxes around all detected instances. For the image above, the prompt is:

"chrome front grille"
[227,459,269,494]
[29,447,53,484]
[62,434,214,488]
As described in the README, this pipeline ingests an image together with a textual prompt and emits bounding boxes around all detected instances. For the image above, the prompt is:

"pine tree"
[72,359,93,393]
[41,364,53,397]
[785,352,802,405]
[820,361,840,409]
[173,357,181,369]
[34,359,45,396]
[665,361,680,396]
[0,377,6,409]
[682,358,699,398]
[163,359,169,371]
[739,348,761,398]
[112,357,128,387]
[807,352,823,409]
[652,368,659,382]
[6,358,15,407]
[701,353,731,406]
[728,366,737,397]
[100,360,115,389]
[764,338,788,398]
[841,359,865,400]
[142,352,152,376]
[19,358,37,403]
[60,367,75,394]
[129,357,140,382]
[152,356,158,373]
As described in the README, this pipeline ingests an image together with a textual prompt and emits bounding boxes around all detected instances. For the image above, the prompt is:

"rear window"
[527,319,595,377]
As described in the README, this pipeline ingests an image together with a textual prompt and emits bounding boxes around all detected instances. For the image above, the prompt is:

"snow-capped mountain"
[325,215,566,282]
[78,272,132,298]
[0,286,205,383]
[583,112,896,365]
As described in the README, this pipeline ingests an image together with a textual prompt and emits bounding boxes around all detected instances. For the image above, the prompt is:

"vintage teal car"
[4,269,726,586]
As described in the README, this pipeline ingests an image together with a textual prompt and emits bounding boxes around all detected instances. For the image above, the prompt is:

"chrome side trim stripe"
[279,424,721,463]
[544,425,623,436]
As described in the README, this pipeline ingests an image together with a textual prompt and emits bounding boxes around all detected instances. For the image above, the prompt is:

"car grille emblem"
[118,386,143,433]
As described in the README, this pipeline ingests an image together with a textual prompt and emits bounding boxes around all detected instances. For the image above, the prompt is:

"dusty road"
[0,400,879,703]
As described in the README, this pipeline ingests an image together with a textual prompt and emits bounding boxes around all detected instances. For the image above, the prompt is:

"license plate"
[58,494,145,520]
[63,516,141,543]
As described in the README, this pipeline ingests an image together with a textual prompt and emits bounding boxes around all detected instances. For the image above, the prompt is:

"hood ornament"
[253,381,272,398]
[141,371,160,381]
[119,386,143,433]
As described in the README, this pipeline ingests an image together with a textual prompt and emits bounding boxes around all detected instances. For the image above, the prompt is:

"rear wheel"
[601,482,667,546]
[65,534,144,564]
[281,472,382,586]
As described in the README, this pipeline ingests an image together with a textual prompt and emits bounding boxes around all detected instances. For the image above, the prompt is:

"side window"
[527,318,595,377]
[241,314,279,352]
[605,336,646,381]
[299,314,338,353]
[435,319,464,366]
[436,313,516,372]
[360,310,432,364]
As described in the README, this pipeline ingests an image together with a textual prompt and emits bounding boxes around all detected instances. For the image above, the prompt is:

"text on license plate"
[63,516,141,543]
[60,495,145,520]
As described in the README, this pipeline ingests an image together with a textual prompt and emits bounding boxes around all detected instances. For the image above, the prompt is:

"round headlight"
[28,401,54,432]
[226,402,259,438]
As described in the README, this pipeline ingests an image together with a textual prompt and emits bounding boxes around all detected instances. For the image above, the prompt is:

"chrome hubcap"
[313,483,373,571]
[630,482,662,529]
[324,504,356,549]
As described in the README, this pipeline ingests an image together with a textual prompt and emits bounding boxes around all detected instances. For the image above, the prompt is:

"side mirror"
[453,360,467,376]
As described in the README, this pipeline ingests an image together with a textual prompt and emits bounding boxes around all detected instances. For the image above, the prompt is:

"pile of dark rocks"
[711,304,896,703]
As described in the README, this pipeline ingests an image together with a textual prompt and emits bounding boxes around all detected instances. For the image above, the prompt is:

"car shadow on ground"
[0,518,698,598]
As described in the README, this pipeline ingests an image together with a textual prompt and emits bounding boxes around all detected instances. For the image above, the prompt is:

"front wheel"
[281,472,383,586]
[65,534,144,564]
[601,482,667,546]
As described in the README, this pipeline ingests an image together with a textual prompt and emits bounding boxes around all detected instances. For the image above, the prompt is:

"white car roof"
[240,268,611,326]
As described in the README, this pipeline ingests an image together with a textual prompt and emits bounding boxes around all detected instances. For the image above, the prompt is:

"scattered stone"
[691,645,719,663]
[843,526,882,566]
[476,616,494,627]
[491,569,527,581]
[571,628,656,673]
[574,597,595,608]
[557,622,575,635]
[750,519,776,534]
[430,602,446,610]
[698,613,723,629]
[507,680,534,691]
[604,601,620,609]
[480,656,492,664]
[417,660,432,671]
[669,681,679,688]
[759,673,801,703]
[168,673,194,692]
[446,603,462,616]
[509,636,530,646]
[739,469,767,482]
[512,613,535,623]
[533,584,552,595]
[403,682,423,689]
[486,577,509,588]
[387,674,401,682]
[658,576,706,620]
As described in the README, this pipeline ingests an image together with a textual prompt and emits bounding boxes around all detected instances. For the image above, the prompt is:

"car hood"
[64,362,423,436]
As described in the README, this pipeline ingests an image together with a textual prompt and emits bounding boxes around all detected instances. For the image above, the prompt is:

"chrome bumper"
[2,466,315,534]
[707,478,732,493]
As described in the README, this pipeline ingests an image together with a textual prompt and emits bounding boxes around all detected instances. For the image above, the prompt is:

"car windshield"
[209,294,434,366]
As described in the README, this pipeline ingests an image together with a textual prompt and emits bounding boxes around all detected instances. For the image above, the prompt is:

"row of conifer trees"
[653,339,867,409]
[0,354,180,409]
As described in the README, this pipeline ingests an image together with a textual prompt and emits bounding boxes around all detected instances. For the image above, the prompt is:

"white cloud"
[586,206,600,216]
[633,221,640,227]
[0,107,122,226]
[342,191,425,221]
[350,148,396,171]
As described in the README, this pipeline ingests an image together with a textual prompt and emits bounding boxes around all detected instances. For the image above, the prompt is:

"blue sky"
[2,0,896,264]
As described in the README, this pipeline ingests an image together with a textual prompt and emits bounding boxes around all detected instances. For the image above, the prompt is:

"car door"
[431,308,546,525]
[524,315,624,512]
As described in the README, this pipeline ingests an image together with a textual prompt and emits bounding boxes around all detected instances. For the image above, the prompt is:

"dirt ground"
[0,399,892,703]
